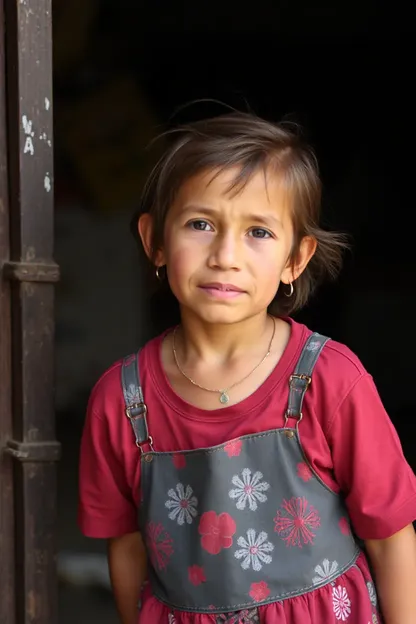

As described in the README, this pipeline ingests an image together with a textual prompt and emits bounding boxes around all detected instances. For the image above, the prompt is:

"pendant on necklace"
[219,391,229,404]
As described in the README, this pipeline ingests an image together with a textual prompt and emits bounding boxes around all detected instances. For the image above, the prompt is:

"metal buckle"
[125,403,153,452]
[125,403,147,419]
[284,411,303,428]
[136,435,154,454]
[289,374,311,387]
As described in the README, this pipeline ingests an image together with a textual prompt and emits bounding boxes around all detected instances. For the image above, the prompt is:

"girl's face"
[141,167,315,326]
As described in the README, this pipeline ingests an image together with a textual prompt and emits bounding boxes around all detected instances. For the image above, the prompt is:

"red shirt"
[78,318,416,541]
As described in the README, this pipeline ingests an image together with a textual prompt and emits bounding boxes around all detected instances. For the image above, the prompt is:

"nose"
[207,230,242,271]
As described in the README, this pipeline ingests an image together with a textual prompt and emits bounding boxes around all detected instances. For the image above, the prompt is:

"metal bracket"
[4,439,61,462]
[2,261,60,283]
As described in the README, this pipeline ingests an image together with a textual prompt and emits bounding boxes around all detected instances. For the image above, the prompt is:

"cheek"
[250,245,287,289]
[258,265,282,293]
[249,240,287,269]
[166,246,196,281]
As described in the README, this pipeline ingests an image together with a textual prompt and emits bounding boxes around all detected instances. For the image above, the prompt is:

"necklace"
[172,316,276,404]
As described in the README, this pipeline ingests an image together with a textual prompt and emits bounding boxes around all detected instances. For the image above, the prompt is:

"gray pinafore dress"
[122,332,380,623]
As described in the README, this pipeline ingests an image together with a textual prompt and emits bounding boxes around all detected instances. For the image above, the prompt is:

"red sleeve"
[78,375,139,539]
[327,373,416,540]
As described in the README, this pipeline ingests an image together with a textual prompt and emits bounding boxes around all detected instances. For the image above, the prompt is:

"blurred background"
[52,1,415,620]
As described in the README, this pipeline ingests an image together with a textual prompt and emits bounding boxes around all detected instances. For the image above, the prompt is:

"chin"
[186,305,255,326]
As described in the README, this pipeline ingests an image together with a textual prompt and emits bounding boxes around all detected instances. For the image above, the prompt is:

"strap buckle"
[284,411,304,427]
[289,374,311,387]
[125,403,147,419]
[284,375,311,427]
[136,435,154,454]
[125,403,154,452]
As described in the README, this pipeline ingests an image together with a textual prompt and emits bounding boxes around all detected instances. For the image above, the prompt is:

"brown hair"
[133,111,347,315]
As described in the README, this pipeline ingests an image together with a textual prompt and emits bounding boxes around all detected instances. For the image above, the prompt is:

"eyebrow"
[181,205,283,229]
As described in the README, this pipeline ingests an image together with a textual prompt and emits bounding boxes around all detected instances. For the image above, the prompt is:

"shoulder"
[290,318,367,388]
[318,336,367,382]
[291,320,373,428]
[87,358,124,418]
[87,330,167,417]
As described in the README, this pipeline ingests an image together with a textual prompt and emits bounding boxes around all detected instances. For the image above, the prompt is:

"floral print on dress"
[224,439,243,457]
[229,468,270,511]
[297,462,313,482]
[332,585,351,621]
[312,558,339,585]
[274,496,321,547]
[124,354,135,366]
[146,522,174,571]
[234,529,274,571]
[125,383,142,405]
[188,565,206,586]
[199,511,236,555]
[249,581,270,602]
[306,340,321,352]
[172,453,186,469]
[165,483,198,525]
[366,580,377,608]
[216,609,260,623]
[168,614,176,624]
[339,517,351,536]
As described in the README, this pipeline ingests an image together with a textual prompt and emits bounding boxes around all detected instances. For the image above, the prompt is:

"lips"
[200,283,244,292]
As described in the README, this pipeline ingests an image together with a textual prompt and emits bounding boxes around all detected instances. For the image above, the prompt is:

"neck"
[174,310,273,367]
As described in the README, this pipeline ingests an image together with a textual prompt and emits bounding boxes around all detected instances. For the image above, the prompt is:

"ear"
[138,213,165,266]
[281,235,317,284]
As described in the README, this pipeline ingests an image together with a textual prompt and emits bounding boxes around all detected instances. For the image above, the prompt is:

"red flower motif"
[297,462,313,482]
[146,522,174,570]
[188,565,206,586]
[274,496,320,548]
[339,517,351,535]
[224,439,243,457]
[172,453,186,469]
[249,580,270,602]
[198,511,236,555]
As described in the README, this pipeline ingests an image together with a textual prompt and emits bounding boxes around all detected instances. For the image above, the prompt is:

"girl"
[78,112,416,624]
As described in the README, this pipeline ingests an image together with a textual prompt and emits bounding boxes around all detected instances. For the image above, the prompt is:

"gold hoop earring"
[285,282,294,297]
[155,265,165,281]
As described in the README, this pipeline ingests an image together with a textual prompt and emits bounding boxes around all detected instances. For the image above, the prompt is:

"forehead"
[173,166,291,213]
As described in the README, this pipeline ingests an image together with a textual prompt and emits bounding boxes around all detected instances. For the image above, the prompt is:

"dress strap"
[121,353,153,451]
[285,332,330,426]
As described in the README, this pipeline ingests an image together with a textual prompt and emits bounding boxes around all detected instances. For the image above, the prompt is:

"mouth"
[198,283,246,299]
[200,283,245,292]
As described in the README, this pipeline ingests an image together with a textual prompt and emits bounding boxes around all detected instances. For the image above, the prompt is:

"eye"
[249,227,273,239]
[188,219,214,231]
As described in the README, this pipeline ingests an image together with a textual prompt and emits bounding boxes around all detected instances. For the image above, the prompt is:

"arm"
[78,371,147,621]
[365,523,416,624]
[108,531,148,624]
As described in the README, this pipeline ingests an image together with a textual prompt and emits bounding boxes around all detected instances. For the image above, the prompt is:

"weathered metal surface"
[3,0,59,622]
[5,440,61,462]
[0,0,15,619]
[3,261,60,283]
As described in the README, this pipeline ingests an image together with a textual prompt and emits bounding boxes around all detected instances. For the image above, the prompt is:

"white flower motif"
[168,614,177,624]
[165,483,198,525]
[312,559,339,585]
[229,468,270,511]
[306,340,321,351]
[332,585,351,621]
[367,580,377,608]
[234,529,274,571]
[125,383,142,404]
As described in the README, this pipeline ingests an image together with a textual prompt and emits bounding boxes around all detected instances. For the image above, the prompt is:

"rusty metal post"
[2,0,60,622]
[0,0,15,622]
